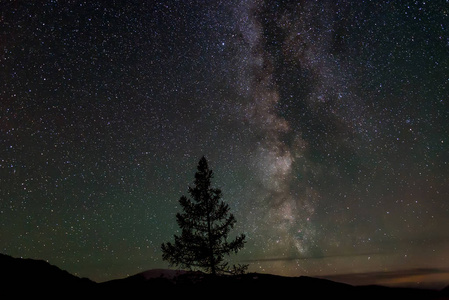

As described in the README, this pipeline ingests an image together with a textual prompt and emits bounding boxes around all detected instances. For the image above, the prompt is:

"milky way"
[1,0,448,286]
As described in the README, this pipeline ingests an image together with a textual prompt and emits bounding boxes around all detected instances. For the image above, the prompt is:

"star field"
[1,0,449,287]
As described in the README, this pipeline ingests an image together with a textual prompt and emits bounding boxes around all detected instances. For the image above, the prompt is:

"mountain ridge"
[1,253,447,299]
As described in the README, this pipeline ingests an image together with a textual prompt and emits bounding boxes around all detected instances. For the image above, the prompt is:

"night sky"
[1,0,449,288]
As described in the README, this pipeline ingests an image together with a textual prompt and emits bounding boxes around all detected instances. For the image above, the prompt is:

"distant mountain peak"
[135,269,188,280]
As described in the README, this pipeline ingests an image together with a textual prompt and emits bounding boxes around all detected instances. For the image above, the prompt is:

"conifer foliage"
[161,156,247,275]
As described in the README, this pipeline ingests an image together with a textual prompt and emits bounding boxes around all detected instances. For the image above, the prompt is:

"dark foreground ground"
[1,253,448,299]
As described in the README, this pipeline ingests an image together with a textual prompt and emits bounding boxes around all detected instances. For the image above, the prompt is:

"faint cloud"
[320,268,449,290]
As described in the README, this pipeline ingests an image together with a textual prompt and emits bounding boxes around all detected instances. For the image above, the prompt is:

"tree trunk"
[206,192,216,275]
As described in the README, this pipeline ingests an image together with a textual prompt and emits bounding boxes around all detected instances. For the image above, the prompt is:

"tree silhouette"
[161,156,247,275]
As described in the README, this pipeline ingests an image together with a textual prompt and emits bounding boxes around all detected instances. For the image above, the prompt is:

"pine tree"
[161,156,247,275]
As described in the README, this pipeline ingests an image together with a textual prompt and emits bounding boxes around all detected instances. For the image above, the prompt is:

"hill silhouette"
[0,253,94,293]
[1,253,447,299]
[100,269,445,299]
